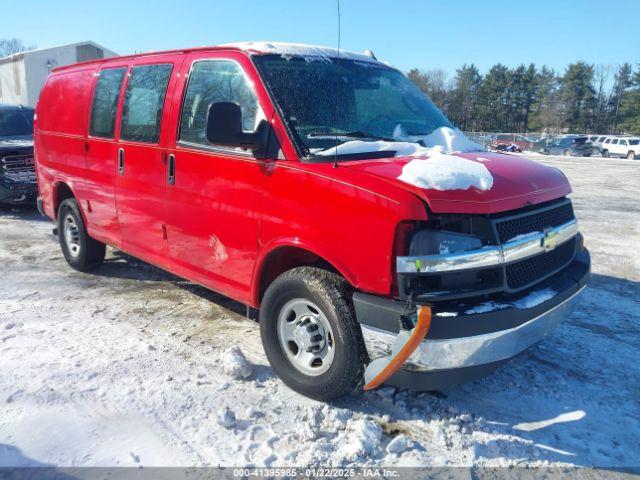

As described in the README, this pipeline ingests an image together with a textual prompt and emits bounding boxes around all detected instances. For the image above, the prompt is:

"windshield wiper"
[307,131,395,142]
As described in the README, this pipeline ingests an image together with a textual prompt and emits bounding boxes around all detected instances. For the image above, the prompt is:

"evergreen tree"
[448,64,481,131]
[529,66,561,133]
[619,65,640,134]
[407,68,448,111]
[609,63,633,133]
[476,64,509,131]
[560,62,596,132]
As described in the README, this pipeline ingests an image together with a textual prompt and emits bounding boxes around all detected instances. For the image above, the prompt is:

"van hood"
[343,152,571,214]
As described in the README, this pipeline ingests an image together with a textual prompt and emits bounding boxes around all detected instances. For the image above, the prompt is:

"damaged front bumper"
[354,248,590,390]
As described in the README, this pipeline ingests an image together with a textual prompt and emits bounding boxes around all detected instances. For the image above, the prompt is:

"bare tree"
[593,65,611,132]
[0,38,36,58]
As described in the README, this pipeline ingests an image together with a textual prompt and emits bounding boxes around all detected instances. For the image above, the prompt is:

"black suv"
[0,104,36,205]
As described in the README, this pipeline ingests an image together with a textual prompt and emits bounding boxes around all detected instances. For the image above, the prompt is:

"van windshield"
[253,55,453,160]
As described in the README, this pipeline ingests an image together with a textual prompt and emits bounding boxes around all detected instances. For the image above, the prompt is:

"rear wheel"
[259,267,367,400]
[57,198,106,271]
[602,149,609,158]
[627,151,636,160]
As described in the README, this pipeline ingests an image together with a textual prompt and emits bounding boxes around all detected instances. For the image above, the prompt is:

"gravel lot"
[0,154,638,468]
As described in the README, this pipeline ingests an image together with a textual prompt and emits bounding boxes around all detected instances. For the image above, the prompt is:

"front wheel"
[58,198,106,271]
[627,151,636,160]
[564,149,572,157]
[259,267,367,400]
[602,150,609,158]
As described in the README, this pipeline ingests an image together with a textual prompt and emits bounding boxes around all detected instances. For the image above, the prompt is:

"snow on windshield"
[313,127,491,192]
[313,126,484,157]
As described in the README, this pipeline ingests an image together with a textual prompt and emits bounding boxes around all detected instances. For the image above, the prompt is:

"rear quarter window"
[37,69,94,135]
[89,67,126,138]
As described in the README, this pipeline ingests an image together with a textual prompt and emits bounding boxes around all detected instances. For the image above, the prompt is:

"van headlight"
[409,230,483,256]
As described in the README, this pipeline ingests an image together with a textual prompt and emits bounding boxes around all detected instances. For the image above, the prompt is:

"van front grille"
[506,240,576,290]
[495,202,575,244]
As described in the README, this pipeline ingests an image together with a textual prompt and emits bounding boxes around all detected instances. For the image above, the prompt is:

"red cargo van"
[35,42,589,400]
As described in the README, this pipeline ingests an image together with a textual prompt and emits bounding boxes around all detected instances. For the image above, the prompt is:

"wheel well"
[257,246,341,303]
[54,183,74,218]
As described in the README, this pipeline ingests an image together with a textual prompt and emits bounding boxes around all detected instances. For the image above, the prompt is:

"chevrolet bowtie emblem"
[542,228,560,251]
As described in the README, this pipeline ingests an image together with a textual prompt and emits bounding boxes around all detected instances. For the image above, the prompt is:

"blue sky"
[4,0,639,76]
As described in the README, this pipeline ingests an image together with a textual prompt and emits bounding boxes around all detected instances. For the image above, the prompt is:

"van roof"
[51,41,383,73]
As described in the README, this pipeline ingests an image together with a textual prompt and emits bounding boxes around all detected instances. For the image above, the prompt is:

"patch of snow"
[336,419,382,463]
[245,406,264,419]
[324,407,352,431]
[216,407,236,429]
[513,410,586,432]
[511,288,556,309]
[313,139,439,158]
[313,127,484,160]
[464,302,511,315]
[436,312,459,317]
[386,434,413,454]
[397,154,494,191]
[464,288,557,315]
[221,346,252,379]
[223,42,380,65]
[394,125,484,153]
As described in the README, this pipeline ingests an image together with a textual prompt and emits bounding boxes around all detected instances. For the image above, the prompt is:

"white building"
[0,41,117,106]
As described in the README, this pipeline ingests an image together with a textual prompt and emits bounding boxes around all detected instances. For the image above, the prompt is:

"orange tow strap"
[363,306,432,391]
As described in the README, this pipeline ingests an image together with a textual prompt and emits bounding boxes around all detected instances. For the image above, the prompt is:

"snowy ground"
[0,155,638,469]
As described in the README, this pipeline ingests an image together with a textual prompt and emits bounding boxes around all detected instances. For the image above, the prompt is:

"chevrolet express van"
[35,42,590,400]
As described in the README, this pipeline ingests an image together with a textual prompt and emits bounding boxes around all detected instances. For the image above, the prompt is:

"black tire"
[564,149,572,157]
[602,149,609,158]
[259,267,367,400]
[57,198,106,271]
[627,151,636,160]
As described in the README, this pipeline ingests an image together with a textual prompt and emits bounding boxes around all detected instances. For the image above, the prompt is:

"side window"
[120,64,173,143]
[611,139,619,144]
[604,138,610,144]
[89,67,126,138]
[179,60,261,146]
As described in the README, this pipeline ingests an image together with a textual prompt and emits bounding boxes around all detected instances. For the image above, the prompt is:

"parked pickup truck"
[0,104,37,205]
[35,42,590,400]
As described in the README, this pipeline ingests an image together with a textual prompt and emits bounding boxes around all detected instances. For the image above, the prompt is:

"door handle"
[168,153,176,186]
[118,148,125,175]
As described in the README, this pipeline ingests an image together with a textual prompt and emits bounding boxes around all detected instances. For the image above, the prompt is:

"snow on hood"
[223,41,381,64]
[398,154,493,192]
[314,127,490,192]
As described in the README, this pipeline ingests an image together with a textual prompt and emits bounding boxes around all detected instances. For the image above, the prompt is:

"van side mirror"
[205,102,262,151]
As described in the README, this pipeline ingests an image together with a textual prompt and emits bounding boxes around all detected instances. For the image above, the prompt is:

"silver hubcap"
[63,214,81,257]
[277,299,335,376]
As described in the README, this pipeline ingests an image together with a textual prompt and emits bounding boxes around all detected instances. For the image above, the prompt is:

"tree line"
[408,62,640,135]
